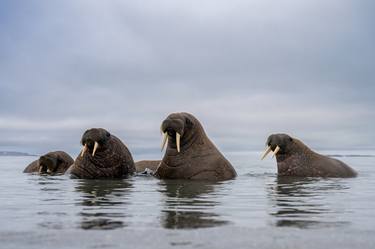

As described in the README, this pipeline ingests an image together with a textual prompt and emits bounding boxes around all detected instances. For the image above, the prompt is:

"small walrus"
[70,128,135,179]
[261,133,357,177]
[154,112,237,180]
[135,160,160,173]
[23,151,74,175]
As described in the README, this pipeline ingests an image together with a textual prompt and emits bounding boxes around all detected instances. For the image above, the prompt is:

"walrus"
[135,160,160,173]
[23,151,74,175]
[70,128,135,179]
[261,133,357,177]
[154,112,237,180]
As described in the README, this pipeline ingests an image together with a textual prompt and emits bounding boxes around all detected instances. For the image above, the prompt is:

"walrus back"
[135,160,161,173]
[23,159,39,173]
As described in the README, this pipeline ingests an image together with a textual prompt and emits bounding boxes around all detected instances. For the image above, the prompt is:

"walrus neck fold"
[276,139,317,175]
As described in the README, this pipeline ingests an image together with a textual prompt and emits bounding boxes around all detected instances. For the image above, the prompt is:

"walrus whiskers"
[161,132,168,151]
[176,133,181,153]
[261,146,272,160]
[92,141,99,156]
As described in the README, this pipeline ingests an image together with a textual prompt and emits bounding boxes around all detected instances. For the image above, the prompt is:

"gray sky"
[1,0,374,158]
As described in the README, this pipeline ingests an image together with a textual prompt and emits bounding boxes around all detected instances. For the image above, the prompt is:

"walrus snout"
[160,116,186,153]
[160,118,185,136]
[261,134,294,160]
[80,128,110,157]
[39,155,58,174]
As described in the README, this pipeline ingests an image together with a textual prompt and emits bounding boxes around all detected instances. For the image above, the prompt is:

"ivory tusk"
[261,146,272,160]
[92,141,99,156]
[161,132,168,151]
[176,133,181,153]
[80,144,88,157]
[272,145,280,158]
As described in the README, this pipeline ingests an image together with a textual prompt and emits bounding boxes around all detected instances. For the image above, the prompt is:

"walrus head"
[38,154,62,174]
[79,128,111,158]
[261,133,302,161]
[160,112,200,153]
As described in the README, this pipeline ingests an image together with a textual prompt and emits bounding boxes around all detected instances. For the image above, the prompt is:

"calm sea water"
[0,151,374,249]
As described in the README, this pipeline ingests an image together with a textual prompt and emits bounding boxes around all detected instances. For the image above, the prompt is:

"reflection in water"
[267,176,351,229]
[32,176,70,229]
[158,180,228,229]
[74,179,133,230]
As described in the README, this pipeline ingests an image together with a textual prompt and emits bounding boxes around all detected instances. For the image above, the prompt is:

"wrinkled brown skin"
[70,128,135,179]
[266,134,357,178]
[23,151,74,175]
[135,160,161,173]
[155,112,237,181]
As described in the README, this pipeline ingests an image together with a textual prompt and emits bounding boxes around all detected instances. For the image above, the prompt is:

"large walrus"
[23,151,74,175]
[70,128,135,179]
[261,133,357,177]
[153,112,237,180]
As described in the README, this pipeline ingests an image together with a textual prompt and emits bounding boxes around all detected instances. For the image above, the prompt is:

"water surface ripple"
[0,151,374,249]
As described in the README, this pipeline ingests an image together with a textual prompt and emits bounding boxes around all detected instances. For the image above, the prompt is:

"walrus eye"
[289,138,293,142]
[106,131,110,137]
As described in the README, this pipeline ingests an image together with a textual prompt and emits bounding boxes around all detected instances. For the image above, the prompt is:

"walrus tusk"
[261,146,272,160]
[92,141,99,156]
[80,144,88,157]
[161,132,168,151]
[176,133,181,153]
[272,145,280,158]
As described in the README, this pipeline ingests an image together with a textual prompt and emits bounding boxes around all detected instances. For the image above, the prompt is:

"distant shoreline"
[0,151,37,157]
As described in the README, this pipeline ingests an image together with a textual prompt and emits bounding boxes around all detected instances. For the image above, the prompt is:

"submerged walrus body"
[70,128,135,179]
[23,151,74,175]
[261,133,357,178]
[154,112,237,181]
[135,160,160,173]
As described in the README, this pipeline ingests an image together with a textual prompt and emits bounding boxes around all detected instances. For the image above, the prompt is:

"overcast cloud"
[0,0,374,159]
